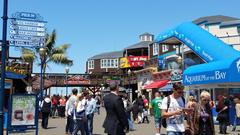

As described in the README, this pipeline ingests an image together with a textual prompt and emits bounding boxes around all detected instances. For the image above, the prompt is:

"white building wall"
[201,24,240,51]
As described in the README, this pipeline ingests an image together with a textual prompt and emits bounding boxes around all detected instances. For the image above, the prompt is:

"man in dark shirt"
[103,82,129,135]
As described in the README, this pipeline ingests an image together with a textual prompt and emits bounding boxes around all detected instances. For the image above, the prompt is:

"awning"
[144,80,169,89]
[183,57,240,85]
[158,83,173,92]
[5,71,26,79]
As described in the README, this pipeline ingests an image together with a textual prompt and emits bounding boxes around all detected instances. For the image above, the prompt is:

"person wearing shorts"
[150,91,163,135]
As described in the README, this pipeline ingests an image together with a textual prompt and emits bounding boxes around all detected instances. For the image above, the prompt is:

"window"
[115,59,118,67]
[238,26,240,34]
[173,45,178,49]
[111,59,114,67]
[100,58,119,68]
[88,60,94,69]
[153,43,159,55]
[162,44,169,52]
[147,36,150,41]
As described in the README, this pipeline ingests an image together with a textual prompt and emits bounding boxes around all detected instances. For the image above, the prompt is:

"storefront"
[183,57,240,123]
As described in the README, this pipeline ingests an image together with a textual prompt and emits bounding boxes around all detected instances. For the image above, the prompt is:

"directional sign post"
[7,12,47,135]
[9,12,47,47]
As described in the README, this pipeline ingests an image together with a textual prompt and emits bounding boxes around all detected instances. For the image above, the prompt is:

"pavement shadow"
[45,126,57,129]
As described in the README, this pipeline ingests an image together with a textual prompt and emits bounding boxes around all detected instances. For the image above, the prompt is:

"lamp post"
[65,66,69,96]
[39,47,46,101]
[0,0,8,134]
[127,69,131,98]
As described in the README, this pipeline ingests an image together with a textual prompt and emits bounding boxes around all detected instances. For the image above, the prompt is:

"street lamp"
[127,69,132,97]
[65,66,69,96]
[39,47,46,101]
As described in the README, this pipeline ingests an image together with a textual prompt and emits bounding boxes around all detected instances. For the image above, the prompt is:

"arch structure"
[155,22,240,86]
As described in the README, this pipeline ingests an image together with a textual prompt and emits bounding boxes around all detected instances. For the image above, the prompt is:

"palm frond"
[52,44,70,54]
[21,48,36,62]
[45,30,56,53]
[50,53,73,66]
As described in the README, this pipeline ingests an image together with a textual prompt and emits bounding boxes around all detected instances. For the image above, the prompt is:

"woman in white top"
[72,94,89,135]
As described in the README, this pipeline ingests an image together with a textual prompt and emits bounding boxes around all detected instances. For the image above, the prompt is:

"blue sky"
[1,0,240,74]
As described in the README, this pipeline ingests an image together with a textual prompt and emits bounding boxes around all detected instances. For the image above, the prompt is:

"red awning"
[144,80,169,89]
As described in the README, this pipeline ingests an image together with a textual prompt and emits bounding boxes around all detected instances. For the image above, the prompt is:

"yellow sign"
[120,57,130,68]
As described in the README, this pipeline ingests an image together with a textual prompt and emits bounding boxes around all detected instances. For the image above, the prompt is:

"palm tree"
[21,30,73,92]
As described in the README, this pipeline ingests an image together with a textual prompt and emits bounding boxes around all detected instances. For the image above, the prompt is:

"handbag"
[162,118,167,128]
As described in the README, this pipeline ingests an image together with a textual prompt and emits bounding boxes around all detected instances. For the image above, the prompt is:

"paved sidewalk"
[8,108,240,135]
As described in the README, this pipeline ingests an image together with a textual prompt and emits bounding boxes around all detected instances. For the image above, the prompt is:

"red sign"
[128,56,148,67]
[64,75,90,85]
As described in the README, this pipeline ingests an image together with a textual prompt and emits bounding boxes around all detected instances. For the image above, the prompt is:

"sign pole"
[0,0,8,134]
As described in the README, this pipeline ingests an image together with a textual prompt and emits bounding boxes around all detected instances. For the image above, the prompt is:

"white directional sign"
[10,25,45,32]
[10,20,45,27]
[10,40,44,46]
[10,35,45,42]
[9,12,47,47]
[10,30,45,37]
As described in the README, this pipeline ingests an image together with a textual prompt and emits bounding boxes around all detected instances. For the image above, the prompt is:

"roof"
[125,41,152,50]
[193,15,239,25]
[220,20,240,27]
[139,32,153,36]
[88,50,123,60]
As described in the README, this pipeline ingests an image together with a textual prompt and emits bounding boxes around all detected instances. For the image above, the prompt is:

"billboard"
[10,95,37,126]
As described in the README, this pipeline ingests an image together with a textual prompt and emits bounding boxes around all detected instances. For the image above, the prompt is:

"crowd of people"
[39,82,240,135]
[40,89,101,135]
[102,82,240,135]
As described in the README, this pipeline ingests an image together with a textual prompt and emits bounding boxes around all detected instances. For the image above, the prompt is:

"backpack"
[41,100,51,113]
[162,96,185,128]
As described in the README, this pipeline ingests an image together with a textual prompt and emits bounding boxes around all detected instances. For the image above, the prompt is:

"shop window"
[162,44,169,52]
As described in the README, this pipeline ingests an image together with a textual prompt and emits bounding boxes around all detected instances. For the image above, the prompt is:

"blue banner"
[183,57,240,85]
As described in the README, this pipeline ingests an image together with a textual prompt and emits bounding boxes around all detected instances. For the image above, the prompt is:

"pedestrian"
[137,95,144,123]
[161,82,186,135]
[72,93,89,135]
[65,88,78,135]
[51,95,58,118]
[232,97,240,131]
[132,99,139,124]
[59,96,66,118]
[150,91,163,135]
[142,107,149,123]
[186,91,215,135]
[185,96,197,135]
[103,82,129,135]
[41,95,51,129]
[143,95,149,110]
[86,92,96,135]
[123,95,135,131]
[95,94,101,115]
[216,95,230,134]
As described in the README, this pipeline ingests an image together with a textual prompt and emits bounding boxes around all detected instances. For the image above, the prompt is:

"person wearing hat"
[103,82,129,135]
